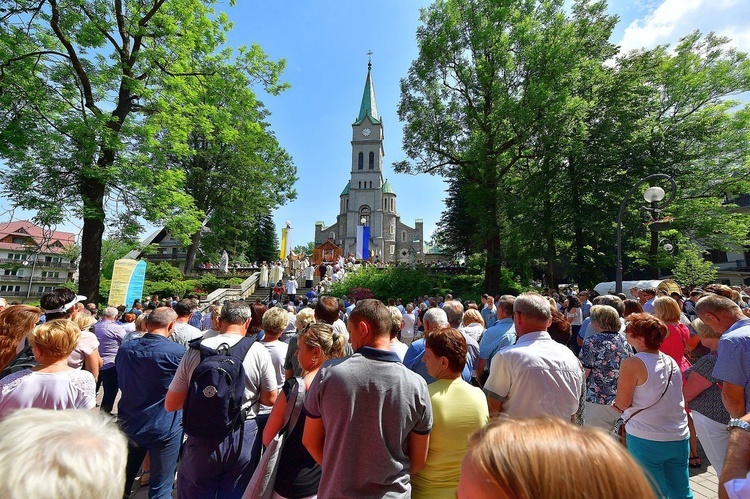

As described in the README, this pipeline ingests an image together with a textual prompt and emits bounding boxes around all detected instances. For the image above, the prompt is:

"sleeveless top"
[623,352,688,442]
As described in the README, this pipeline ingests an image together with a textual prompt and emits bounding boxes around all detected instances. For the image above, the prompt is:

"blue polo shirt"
[478,317,517,371]
[115,333,186,446]
[403,339,474,383]
[713,318,750,413]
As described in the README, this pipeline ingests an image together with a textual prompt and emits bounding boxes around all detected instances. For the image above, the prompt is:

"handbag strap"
[624,354,674,424]
[278,377,307,437]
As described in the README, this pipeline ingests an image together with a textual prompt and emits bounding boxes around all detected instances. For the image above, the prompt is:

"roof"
[341,181,351,196]
[382,179,394,194]
[0,220,76,254]
[353,63,381,126]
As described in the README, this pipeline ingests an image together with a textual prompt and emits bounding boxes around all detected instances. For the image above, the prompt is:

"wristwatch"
[727,418,750,433]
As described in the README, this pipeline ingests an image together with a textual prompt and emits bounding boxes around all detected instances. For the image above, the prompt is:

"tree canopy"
[0,0,292,301]
[398,0,750,291]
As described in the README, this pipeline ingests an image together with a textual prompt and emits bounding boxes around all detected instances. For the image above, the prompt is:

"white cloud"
[617,0,750,54]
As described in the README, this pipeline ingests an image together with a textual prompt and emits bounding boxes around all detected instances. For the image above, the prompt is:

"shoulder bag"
[243,377,307,499]
[613,355,675,447]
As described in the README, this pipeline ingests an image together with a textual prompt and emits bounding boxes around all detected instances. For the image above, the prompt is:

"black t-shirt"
[274,379,320,498]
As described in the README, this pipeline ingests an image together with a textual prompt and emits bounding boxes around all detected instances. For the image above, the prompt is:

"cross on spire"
[367,50,373,69]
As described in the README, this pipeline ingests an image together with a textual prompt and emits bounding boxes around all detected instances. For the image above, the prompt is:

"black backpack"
[182,336,256,440]
[0,341,36,380]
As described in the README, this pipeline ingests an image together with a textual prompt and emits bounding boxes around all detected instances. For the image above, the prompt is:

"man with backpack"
[165,300,277,498]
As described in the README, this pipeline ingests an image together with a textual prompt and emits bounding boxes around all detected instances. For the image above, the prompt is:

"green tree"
[0,1,287,301]
[171,62,296,271]
[292,242,315,256]
[397,0,618,292]
[670,245,718,287]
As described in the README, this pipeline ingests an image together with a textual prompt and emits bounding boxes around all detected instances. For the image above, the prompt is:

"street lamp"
[615,174,677,294]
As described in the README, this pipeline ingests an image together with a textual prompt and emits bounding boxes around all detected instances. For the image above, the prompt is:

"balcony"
[148,253,188,260]
[0,290,46,297]
[0,275,67,283]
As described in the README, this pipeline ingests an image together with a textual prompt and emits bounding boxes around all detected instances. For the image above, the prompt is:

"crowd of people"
[1,281,750,498]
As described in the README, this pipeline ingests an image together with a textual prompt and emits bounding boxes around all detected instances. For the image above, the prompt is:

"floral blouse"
[579,331,633,405]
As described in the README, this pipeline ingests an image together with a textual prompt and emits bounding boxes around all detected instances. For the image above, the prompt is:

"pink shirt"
[0,369,96,420]
[66,330,100,369]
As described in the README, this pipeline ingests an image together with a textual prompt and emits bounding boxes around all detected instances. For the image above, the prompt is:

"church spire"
[354,53,380,125]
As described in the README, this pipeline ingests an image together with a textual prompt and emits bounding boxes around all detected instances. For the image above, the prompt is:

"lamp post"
[615,174,677,294]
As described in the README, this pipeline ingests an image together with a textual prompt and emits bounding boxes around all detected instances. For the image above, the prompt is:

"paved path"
[690,442,720,499]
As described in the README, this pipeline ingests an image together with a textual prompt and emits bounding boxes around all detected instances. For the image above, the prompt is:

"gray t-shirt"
[305,347,432,498]
[169,331,276,419]
[171,322,203,347]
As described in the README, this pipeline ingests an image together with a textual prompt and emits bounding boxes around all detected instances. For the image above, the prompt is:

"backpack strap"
[228,336,256,360]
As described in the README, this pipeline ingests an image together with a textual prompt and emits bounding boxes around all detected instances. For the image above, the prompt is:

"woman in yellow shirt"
[412,328,489,498]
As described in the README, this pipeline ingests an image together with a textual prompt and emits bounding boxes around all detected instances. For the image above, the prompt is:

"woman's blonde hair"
[589,305,621,333]
[295,308,315,331]
[73,314,96,332]
[29,319,81,360]
[262,306,289,337]
[461,308,485,327]
[210,305,222,331]
[463,416,656,499]
[692,318,722,339]
[300,322,346,360]
[652,296,681,323]
[135,312,149,332]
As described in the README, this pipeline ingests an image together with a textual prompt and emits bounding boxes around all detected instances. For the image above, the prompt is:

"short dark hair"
[623,299,643,317]
[424,328,467,373]
[173,299,193,317]
[348,299,391,338]
[40,288,77,321]
[626,313,667,350]
[315,296,340,325]
[497,295,515,316]
[640,287,656,297]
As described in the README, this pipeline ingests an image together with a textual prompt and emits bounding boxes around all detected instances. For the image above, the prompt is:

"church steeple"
[354,56,380,125]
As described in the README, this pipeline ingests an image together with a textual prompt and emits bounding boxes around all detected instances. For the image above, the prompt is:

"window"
[369,181,372,189]
[706,249,728,264]
[0,285,20,292]
[368,152,375,169]
[402,231,407,243]
[346,199,349,211]
[359,205,371,227]
[37,286,53,293]
[41,271,60,278]
[389,245,395,255]
[358,152,364,170]
[390,219,395,235]
[3,269,18,276]
[7,253,25,261]
[11,237,28,244]
[358,181,362,189]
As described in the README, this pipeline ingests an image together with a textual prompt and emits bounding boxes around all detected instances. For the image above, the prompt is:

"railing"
[148,253,188,260]
[201,272,260,311]
[0,258,74,269]
[0,290,46,297]
[0,275,68,283]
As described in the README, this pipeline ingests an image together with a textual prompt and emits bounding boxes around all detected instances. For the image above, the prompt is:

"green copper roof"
[353,63,381,126]
[340,181,350,196]
[382,179,394,194]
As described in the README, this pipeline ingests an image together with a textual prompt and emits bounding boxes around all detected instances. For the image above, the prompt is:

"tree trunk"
[78,180,106,304]
[185,229,203,273]
[483,232,503,294]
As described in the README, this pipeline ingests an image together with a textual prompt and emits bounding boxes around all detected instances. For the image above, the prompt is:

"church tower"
[316,59,423,263]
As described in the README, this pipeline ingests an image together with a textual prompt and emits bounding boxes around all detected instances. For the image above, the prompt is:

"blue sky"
[3,0,749,250]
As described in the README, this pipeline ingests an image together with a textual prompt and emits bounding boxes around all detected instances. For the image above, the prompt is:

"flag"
[356,224,370,260]
[280,227,292,259]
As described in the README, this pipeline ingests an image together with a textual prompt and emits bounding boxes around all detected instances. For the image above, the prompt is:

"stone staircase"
[246,275,320,304]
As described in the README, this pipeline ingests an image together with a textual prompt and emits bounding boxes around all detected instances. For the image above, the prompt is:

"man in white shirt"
[484,293,583,420]
[286,277,298,302]
[170,299,203,346]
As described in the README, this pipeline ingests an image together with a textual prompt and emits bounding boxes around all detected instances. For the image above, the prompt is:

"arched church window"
[358,152,363,170]
[359,205,371,227]
[401,231,407,242]
[346,199,349,211]
[390,219,395,235]
[369,152,375,169]
[358,181,361,189]
[369,181,372,189]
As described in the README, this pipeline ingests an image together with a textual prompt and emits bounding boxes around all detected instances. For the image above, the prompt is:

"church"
[314,62,424,263]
